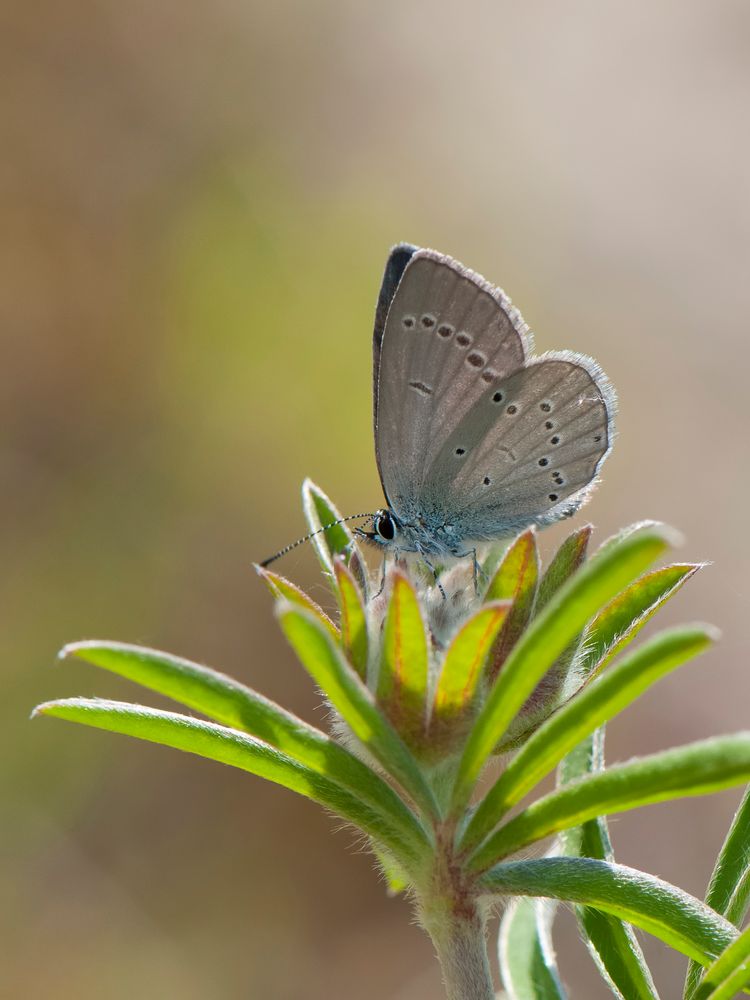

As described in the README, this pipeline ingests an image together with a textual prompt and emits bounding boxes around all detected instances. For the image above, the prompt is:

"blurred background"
[4,1,750,996]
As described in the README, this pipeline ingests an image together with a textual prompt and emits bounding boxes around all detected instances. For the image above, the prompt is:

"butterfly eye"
[376,513,396,541]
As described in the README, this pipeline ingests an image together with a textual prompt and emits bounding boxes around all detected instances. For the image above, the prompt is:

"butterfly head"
[356,508,402,549]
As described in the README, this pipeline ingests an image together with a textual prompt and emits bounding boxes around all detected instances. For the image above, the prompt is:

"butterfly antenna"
[259,513,374,568]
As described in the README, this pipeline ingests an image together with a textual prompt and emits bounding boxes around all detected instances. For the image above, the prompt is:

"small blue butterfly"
[359,244,615,564]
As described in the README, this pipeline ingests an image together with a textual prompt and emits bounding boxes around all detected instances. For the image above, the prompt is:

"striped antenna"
[259,513,374,568]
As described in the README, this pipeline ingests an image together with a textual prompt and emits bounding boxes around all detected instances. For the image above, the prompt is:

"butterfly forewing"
[374,250,530,515]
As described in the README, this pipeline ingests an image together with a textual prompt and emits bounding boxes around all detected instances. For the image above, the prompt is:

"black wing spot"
[403,315,415,329]
[421,314,436,328]
[538,457,549,467]
[483,476,491,485]
[467,351,485,368]
[545,420,554,430]
[506,404,518,415]
[455,447,466,456]
[492,390,504,403]
[456,332,472,347]
[437,323,453,338]
[409,380,433,396]
[594,434,602,442]
[550,435,560,445]
[482,369,497,383]
[540,401,552,412]
[549,493,559,502]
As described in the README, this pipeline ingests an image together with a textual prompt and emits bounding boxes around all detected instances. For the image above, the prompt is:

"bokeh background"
[4,2,750,996]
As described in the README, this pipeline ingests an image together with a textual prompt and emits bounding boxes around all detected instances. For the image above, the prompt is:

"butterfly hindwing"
[421,355,614,535]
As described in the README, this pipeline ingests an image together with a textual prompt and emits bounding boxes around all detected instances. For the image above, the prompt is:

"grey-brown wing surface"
[420,355,614,536]
[374,249,530,516]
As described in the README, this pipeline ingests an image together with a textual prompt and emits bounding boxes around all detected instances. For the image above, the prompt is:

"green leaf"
[497,526,593,744]
[469,733,750,869]
[596,520,674,558]
[34,698,425,865]
[333,559,368,681]
[692,924,750,999]
[702,967,750,1000]
[465,625,715,845]
[433,602,510,728]
[451,522,674,818]
[59,641,427,855]
[498,895,567,999]
[702,785,750,926]
[278,605,440,819]
[535,525,592,615]
[482,858,737,967]
[577,907,660,1000]
[485,529,539,680]
[685,786,750,998]
[257,566,339,640]
[559,731,660,1000]
[377,573,429,745]
[301,478,367,592]
[479,541,511,592]
[580,563,700,679]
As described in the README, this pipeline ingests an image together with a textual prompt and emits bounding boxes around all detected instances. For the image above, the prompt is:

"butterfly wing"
[372,244,417,367]
[374,248,531,515]
[420,353,615,538]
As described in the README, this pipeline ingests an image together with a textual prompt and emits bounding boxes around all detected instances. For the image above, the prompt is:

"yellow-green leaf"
[377,573,429,745]
[433,602,510,725]
[485,529,539,680]
[334,558,368,681]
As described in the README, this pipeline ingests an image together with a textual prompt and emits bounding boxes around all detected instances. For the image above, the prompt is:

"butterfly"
[358,244,615,564]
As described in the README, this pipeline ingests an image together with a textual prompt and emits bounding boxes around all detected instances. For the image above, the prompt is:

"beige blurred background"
[3,2,750,996]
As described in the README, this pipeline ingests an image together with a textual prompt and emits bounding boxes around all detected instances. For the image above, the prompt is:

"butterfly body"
[362,245,615,558]
[364,507,476,559]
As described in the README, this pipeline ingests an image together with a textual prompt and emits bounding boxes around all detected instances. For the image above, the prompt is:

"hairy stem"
[420,822,495,1000]
[426,903,494,1000]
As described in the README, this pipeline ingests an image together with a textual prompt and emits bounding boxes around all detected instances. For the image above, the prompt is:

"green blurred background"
[4,2,750,996]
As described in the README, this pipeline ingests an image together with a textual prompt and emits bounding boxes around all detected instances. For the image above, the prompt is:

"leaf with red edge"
[377,573,429,747]
[535,526,592,615]
[485,529,539,681]
[433,602,510,728]
[581,564,701,680]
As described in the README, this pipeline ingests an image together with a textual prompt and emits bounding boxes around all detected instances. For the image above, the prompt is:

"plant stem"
[425,903,495,1000]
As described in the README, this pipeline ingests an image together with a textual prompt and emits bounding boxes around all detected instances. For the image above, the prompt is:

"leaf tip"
[639,520,683,548]
[58,640,93,663]
[30,700,55,719]
[255,564,280,594]
[702,622,723,644]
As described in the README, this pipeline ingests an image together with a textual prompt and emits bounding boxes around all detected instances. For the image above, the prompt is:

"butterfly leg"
[373,553,388,598]
[454,547,480,595]
[420,554,446,600]
[471,548,480,595]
